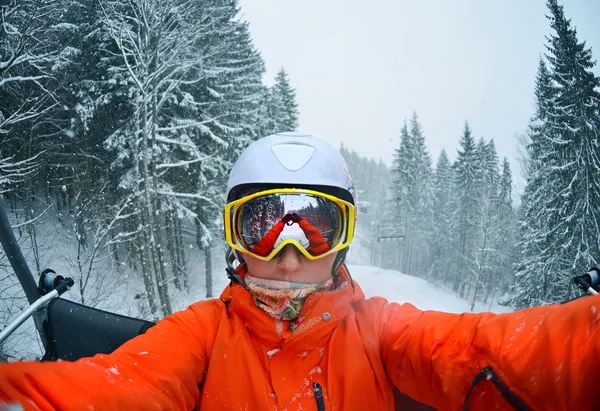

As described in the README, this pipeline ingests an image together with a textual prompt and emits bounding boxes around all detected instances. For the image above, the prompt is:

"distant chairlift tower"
[375,225,405,269]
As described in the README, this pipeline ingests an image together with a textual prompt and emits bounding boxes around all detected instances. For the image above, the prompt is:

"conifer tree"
[514,0,600,307]
[494,158,516,296]
[451,122,479,295]
[512,59,557,308]
[391,121,411,243]
[431,149,454,280]
[543,0,600,293]
[271,68,299,132]
[390,113,432,275]
[468,138,500,308]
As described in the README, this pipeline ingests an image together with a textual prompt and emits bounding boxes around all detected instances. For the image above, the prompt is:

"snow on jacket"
[1,265,599,410]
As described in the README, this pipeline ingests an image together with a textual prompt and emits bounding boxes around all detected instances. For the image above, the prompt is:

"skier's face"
[245,245,335,284]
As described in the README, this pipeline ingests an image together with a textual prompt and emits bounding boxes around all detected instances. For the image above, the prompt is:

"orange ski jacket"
[1,265,599,410]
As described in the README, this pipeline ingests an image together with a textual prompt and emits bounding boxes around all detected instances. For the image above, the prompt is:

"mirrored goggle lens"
[234,193,344,257]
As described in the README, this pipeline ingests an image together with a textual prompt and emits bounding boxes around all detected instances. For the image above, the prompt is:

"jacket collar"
[219,264,365,351]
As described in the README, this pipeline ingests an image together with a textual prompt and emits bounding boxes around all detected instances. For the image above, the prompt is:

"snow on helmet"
[226,132,356,205]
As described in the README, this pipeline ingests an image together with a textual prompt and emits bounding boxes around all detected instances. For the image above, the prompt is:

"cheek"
[320,254,337,270]
[309,255,337,281]
[245,256,275,279]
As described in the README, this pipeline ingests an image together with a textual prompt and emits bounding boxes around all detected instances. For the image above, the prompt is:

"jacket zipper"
[463,367,531,411]
[313,382,326,411]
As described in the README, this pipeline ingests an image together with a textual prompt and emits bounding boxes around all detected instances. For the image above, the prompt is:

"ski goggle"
[224,188,355,261]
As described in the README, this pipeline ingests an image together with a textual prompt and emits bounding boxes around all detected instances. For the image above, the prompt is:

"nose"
[277,245,302,273]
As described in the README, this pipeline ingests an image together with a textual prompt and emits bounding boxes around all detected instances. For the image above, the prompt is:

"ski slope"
[347,264,513,314]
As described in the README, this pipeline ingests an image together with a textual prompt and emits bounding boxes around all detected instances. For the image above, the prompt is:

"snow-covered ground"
[348,264,512,314]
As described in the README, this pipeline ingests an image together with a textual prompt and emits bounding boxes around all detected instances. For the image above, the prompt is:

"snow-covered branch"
[155,155,213,170]
[0,152,41,194]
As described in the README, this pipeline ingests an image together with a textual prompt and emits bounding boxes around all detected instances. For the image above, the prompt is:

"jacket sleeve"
[0,307,207,411]
[379,295,600,411]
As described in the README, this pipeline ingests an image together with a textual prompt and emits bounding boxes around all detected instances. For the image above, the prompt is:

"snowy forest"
[344,0,600,311]
[1,0,600,359]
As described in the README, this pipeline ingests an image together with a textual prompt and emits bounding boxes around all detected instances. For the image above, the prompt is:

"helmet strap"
[225,247,248,290]
[332,248,354,290]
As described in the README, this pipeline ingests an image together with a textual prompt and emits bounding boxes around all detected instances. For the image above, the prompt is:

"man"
[1,132,599,410]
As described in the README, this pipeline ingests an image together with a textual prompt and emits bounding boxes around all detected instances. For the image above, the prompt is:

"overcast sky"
[238,0,600,190]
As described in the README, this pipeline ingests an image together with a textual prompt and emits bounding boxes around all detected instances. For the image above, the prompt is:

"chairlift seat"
[42,298,155,361]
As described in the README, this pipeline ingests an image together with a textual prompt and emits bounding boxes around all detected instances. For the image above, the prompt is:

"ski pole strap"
[463,367,531,411]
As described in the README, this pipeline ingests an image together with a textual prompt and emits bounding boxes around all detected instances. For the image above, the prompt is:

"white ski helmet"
[226,132,356,206]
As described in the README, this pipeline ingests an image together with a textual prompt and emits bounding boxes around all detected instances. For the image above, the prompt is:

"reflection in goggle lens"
[236,193,343,256]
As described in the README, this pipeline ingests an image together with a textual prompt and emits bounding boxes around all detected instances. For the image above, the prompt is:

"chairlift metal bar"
[0,200,41,304]
[0,199,46,346]
[0,290,58,345]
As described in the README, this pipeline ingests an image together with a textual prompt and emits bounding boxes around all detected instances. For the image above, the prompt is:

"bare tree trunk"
[23,135,41,273]
[165,210,181,290]
[126,214,136,271]
[110,225,121,269]
[470,226,489,311]
[149,30,173,315]
[153,214,172,315]
[486,287,497,311]
[204,244,212,298]
[470,279,479,311]
[135,81,171,316]
[24,182,41,273]
[131,106,157,315]
[138,209,157,315]
[195,215,212,297]
[77,239,86,306]
[175,216,188,290]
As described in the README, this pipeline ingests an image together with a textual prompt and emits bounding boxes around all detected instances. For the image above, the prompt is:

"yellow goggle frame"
[224,188,356,261]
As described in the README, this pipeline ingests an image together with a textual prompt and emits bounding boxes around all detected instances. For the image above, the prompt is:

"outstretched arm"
[380,295,600,410]
[0,307,207,410]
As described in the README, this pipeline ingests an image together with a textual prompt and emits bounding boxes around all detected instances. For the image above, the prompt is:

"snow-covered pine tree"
[0,0,67,136]
[339,145,391,266]
[450,122,479,296]
[390,121,411,269]
[542,0,600,299]
[512,59,558,308]
[407,113,433,276]
[270,68,299,133]
[0,0,75,358]
[431,149,454,281]
[493,158,516,297]
[40,0,130,259]
[0,0,76,275]
[467,138,500,309]
[515,0,600,307]
[390,113,433,276]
